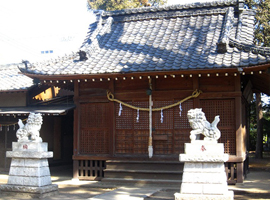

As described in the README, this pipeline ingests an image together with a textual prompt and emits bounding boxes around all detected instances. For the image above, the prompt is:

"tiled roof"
[19,0,270,76]
[0,64,34,92]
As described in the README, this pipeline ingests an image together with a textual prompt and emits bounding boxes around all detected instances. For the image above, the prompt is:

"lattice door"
[152,100,174,155]
[115,99,194,155]
[115,101,149,154]
[79,102,110,154]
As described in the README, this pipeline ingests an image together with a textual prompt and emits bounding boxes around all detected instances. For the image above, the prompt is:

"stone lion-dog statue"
[16,113,43,142]
[187,108,221,141]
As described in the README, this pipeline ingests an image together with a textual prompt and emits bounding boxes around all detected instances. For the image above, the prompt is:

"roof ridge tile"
[102,0,237,17]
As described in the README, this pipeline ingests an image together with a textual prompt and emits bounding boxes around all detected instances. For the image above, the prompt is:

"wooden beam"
[72,154,179,161]
[73,81,79,157]
[228,155,246,162]
[250,74,270,95]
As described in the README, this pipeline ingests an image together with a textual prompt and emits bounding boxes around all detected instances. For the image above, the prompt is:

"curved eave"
[20,64,270,81]
[0,89,28,93]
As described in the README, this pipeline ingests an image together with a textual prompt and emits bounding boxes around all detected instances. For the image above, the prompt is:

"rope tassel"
[160,109,163,123]
[148,145,153,158]
[136,109,139,122]
[118,103,123,116]
[179,103,183,117]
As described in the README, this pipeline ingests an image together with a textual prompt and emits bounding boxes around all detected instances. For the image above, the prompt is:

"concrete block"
[7,176,24,185]
[24,158,49,167]
[185,141,224,155]
[203,183,228,195]
[9,166,50,177]
[0,184,58,198]
[10,158,25,167]
[8,175,52,187]
[180,154,229,162]
[12,142,48,152]
[202,163,225,172]
[183,162,202,172]
[23,176,52,187]
[180,183,202,194]
[10,158,48,168]
[6,151,53,159]
[175,191,234,200]
[182,172,227,184]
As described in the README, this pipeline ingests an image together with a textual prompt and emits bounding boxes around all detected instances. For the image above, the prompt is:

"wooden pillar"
[73,160,79,179]
[235,75,244,183]
[4,126,7,170]
[73,81,79,179]
[109,79,115,156]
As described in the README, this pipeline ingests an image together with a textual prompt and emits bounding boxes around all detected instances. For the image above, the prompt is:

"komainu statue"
[16,113,43,142]
[187,108,220,141]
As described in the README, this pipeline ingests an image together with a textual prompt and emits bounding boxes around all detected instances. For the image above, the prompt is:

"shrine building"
[19,0,270,183]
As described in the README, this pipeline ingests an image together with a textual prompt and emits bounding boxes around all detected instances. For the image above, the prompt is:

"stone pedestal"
[175,140,233,200]
[0,142,58,198]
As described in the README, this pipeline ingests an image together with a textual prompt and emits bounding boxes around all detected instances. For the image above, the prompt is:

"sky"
[0,0,219,65]
[0,0,95,64]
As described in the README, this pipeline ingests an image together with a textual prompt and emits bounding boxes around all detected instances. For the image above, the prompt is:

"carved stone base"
[0,142,58,198]
[0,184,58,198]
[175,141,233,200]
[174,191,234,200]
[7,157,52,187]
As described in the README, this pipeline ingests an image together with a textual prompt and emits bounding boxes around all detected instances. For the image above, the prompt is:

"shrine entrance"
[115,99,194,156]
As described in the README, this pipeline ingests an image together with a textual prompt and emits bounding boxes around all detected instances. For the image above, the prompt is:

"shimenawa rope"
[107,89,202,111]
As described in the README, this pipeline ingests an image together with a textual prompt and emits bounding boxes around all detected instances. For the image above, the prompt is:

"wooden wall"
[0,92,27,107]
[73,74,245,161]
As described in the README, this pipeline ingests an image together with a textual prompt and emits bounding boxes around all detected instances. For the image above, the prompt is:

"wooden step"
[104,160,183,183]
[104,169,183,180]
[106,160,184,171]
[101,177,182,186]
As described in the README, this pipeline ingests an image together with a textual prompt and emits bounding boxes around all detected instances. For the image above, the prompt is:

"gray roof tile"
[0,64,34,91]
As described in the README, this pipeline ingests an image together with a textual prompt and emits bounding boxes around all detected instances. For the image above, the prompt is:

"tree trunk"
[255,92,263,159]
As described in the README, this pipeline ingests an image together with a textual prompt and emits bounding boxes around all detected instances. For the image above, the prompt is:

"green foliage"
[88,0,167,11]
[245,0,270,47]
[249,101,257,150]
[148,0,167,6]
[249,96,270,151]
